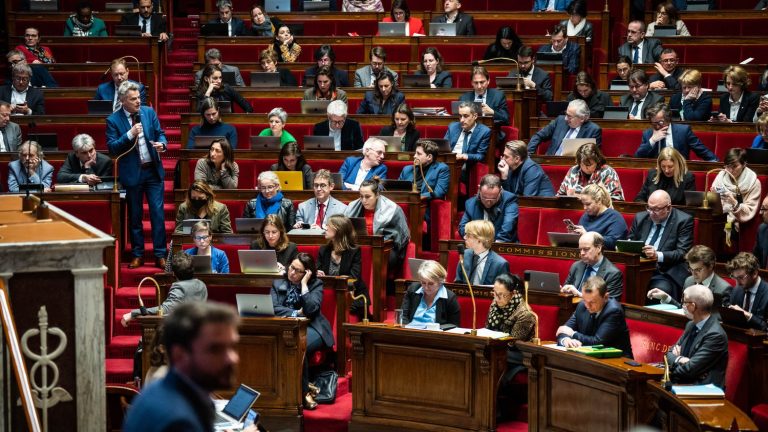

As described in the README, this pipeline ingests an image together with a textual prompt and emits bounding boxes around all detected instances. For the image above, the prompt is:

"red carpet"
[303,392,353,432]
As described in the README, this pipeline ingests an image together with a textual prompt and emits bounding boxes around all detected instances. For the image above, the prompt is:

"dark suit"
[313,118,363,150]
[459,88,509,125]
[537,41,580,75]
[510,67,553,102]
[208,17,246,36]
[455,249,509,286]
[718,90,760,122]
[379,126,420,151]
[398,161,450,199]
[119,12,166,36]
[0,85,45,115]
[558,298,634,358]
[401,282,461,326]
[619,91,665,120]
[356,91,405,115]
[0,121,22,152]
[670,91,713,122]
[527,115,602,155]
[618,38,663,64]
[502,157,555,197]
[432,12,475,36]
[754,223,768,268]
[444,122,491,163]
[304,65,349,88]
[634,169,695,205]
[670,274,733,309]
[730,278,768,331]
[564,257,624,300]
[635,123,718,161]
[317,245,368,317]
[272,277,334,347]
[56,152,113,183]
[106,106,167,258]
[95,80,147,107]
[415,70,453,88]
[649,67,683,91]
[458,191,519,243]
[666,317,728,388]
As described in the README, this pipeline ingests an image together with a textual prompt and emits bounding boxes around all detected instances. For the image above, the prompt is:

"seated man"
[56,133,113,185]
[0,62,45,115]
[561,232,623,300]
[8,140,54,192]
[65,1,108,36]
[295,169,347,229]
[511,45,553,103]
[459,66,509,126]
[6,49,57,88]
[665,284,728,388]
[398,139,450,201]
[648,245,732,308]
[0,101,22,152]
[649,48,682,91]
[556,276,634,358]
[628,189,693,300]
[458,174,519,243]
[193,48,245,88]
[312,100,363,151]
[497,140,554,196]
[536,24,580,75]
[95,58,148,111]
[527,99,601,156]
[432,0,475,36]
[208,0,245,36]
[444,101,491,181]
[621,69,664,120]
[618,20,663,64]
[726,252,768,331]
[635,103,717,161]
[120,0,169,42]
[354,47,399,88]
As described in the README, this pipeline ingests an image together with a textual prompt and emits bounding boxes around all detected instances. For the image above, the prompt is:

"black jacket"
[401,282,460,326]
[312,118,363,150]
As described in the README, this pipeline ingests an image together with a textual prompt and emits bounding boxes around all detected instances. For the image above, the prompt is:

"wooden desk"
[138,316,307,432]
[345,323,508,432]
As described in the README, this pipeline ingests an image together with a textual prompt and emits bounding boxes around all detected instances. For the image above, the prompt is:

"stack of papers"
[671,383,725,399]
[444,327,510,339]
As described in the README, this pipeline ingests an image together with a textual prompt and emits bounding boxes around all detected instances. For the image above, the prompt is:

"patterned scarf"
[285,283,302,310]
[27,45,54,64]
[486,292,523,333]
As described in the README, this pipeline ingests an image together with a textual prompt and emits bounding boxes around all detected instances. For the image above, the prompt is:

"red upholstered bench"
[714,132,757,161]
[517,207,541,245]
[535,208,584,246]
[601,129,644,157]
[751,404,768,432]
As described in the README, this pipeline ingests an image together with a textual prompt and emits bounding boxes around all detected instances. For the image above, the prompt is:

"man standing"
[95,58,148,111]
[620,69,664,120]
[193,48,245,88]
[107,81,167,269]
[0,62,45,115]
[312,100,363,151]
[648,245,732,308]
[635,103,717,161]
[726,252,768,331]
[209,0,245,36]
[354,47,399,88]
[295,169,347,229]
[432,0,475,35]
[458,174,519,243]
[527,99,601,155]
[618,20,663,64]
[649,48,682,91]
[57,133,113,185]
[665,284,728,388]
[0,101,22,152]
[459,66,509,126]
[536,24,580,75]
[561,232,623,300]
[120,0,169,42]
[497,140,554,196]
[123,301,240,431]
[511,45,553,103]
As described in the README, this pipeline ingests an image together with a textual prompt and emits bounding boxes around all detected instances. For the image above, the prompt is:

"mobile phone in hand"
[563,219,575,230]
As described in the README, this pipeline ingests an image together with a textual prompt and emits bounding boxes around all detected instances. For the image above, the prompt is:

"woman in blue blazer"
[455,220,509,285]
[183,221,230,274]
[669,69,712,121]
[357,70,406,115]
[339,137,388,190]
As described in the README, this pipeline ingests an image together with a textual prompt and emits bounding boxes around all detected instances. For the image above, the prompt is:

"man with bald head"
[628,189,693,300]
[561,231,623,300]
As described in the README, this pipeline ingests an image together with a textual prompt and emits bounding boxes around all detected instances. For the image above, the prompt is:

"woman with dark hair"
[251,213,299,271]
[249,3,277,36]
[268,24,301,63]
[194,138,239,189]
[379,103,420,151]
[483,26,523,61]
[258,107,297,146]
[380,0,424,36]
[270,142,314,190]
[559,0,592,43]
[566,71,611,118]
[646,1,690,36]
[635,147,695,205]
[187,98,238,149]
[416,47,452,88]
[302,66,348,103]
[244,171,296,229]
[195,64,253,113]
[357,71,405,115]
[710,148,761,244]
[614,56,632,81]
[317,215,369,319]
[304,44,349,87]
[184,221,230,274]
[259,48,297,86]
[557,142,624,201]
[271,252,334,410]
[174,180,233,234]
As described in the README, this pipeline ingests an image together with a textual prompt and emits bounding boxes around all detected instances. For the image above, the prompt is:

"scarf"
[284,283,302,310]
[566,18,586,37]
[251,18,273,36]
[486,292,524,333]
[717,167,757,245]
[254,191,283,219]
[27,45,53,64]
[69,14,94,32]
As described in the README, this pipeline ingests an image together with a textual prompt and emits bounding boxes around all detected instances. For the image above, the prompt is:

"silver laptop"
[180,218,208,235]
[603,106,630,120]
[266,0,291,13]
[653,25,677,37]
[371,135,403,152]
[192,255,212,274]
[525,270,561,293]
[238,250,281,275]
[301,100,331,114]
[235,294,276,317]
[249,136,281,150]
[214,383,261,431]
[87,100,114,115]
[250,72,281,87]
[609,79,629,91]
[193,135,228,149]
[303,135,335,150]
[378,22,407,36]
[560,138,597,157]
[235,218,264,233]
[429,23,456,36]
[547,232,580,248]
[408,258,427,279]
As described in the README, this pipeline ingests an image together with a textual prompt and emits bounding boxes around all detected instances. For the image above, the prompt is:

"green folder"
[567,345,624,358]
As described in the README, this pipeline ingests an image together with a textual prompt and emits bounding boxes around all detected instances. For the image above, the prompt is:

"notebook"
[428,23,456,36]
[235,218,264,233]
[191,255,212,274]
[236,294,276,317]
[525,270,561,293]
[249,72,280,87]
[87,99,114,115]
[401,74,431,88]
[274,170,304,190]
[547,232,581,247]
[303,135,335,150]
[378,22,407,36]
[301,100,330,114]
[238,250,281,275]
[249,136,281,150]
[213,384,261,431]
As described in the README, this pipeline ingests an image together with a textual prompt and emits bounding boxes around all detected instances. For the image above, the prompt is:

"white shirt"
[630,97,647,119]
[729,93,743,122]
[634,40,646,63]
[329,123,341,151]
[125,109,152,164]
[10,87,30,115]
[453,124,476,155]
[0,130,6,152]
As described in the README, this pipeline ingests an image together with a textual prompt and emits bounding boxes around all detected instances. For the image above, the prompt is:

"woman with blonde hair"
[455,220,509,286]
[569,183,627,250]
[401,260,460,326]
[635,147,695,205]
[670,69,712,121]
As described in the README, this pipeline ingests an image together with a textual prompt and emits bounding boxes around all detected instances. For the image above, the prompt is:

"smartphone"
[301,223,310,229]
[624,360,641,367]
[563,219,575,230]
[710,111,721,119]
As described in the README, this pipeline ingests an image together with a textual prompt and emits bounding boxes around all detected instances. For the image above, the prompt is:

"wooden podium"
[345,323,508,432]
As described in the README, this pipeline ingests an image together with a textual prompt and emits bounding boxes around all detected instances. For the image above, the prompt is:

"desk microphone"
[456,244,477,336]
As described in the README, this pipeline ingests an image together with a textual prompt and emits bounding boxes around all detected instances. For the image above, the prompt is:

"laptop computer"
[451,101,482,116]
[746,148,768,165]
[686,0,710,10]
[371,135,403,153]
[609,79,629,91]
[718,306,750,328]
[114,25,142,36]
[275,171,304,190]
[303,135,335,150]
[301,100,331,115]
[221,71,237,86]
[249,136,281,150]
[217,101,232,113]
[546,101,569,118]
[524,270,561,293]
[180,218,208,235]
[381,179,413,191]
[653,25,677,37]
[236,294,276,317]
[213,384,261,431]
[615,240,645,254]
[235,218,264,233]
[547,232,580,248]
[193,135,228,149]
[401,74,430,88]
[192,255,213,274]
[87,100,114,115]
[424,138,451,152]
[303,0,330,11]
[28,133,57,151]
[238,250,282,275]
[603,106,630,120]
[495,76,522,89]
[249,72,281,87]
[536,52,563,64]
[266,0,291,12]
[378,22,407,36]
[349,217,368,236]
[29,0,58,11]
[200,23,229,37]
[105,2,134,12]
[716,80,727,93]
[408,257,427,279]
[428,23,456,36]
[560,138,597,157]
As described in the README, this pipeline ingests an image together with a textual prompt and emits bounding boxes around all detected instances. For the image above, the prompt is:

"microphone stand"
[411,159,419,193]
[661,354,672,390]
[474,58,521,92]
[417,159,434,195]
[457,245,477,336]
[137,277,162,317]
[348,279,369,325]
[523,273,541,345]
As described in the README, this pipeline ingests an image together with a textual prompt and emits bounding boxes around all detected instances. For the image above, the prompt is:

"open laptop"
[192,255,213,274]
[274,171,304,190]
[653,25,677,37]
[193,135,228,149]
[495,76,522,89]
[718,306,749,328]
[303,0,330,11]
[200,23,229,36]
[371,135,403,153]
[401,74,430,88]
[686,0,710,10]
[180,218,208,235]
[428,23,456,36]
[547,232,580,248]
[114,25,142,36]
[235,218,264,233]
[236,294,276,317]
[603,106,630,120]
[524,270,561,293]
[221,71,237,86]
[746,148,768,165]
[250,72,280,87]
[87,100,114,115]
[238,250,282,275]
[408,257,427,279]
[424,138,451,152]
[349,217,368,236]
[609,79,629,91]
[378,22,407,36]
[266,0,291,12]
[560,138,597,157]
[213,384,261,431]
[301,100,331,115]
[28,133,57,151]
[535,52,563,64]
[615,240,645,254]
[303,135,335,150]
[249,136,281,150]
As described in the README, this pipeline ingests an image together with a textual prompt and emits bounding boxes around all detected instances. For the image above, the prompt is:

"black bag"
[313,370,338,404]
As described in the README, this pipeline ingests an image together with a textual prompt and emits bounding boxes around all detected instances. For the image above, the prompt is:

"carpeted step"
[160,101,190,114]
[116,286,160,308]
[142,203,177,220]
[142,220,176,233]
[303,392,352,432]
[108,335,142,358]
[113,309,143,336]
[105,358,136,385]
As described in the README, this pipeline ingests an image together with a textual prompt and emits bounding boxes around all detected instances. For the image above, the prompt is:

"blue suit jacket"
[503,157,555,197]
[106,106,167,187]
[458,190,519,243]
[669,92,713,122]
[527,116,602,155]
[537,41,580,75]
[444,122,491,163]
[398,161,450,199]
[459,88,509,125]
[730,279,768,331]
[558,298,634,358]
[455,249,509,285]
[356,91,405,115]
[635,124,718,161]
[339,156,387,190]
[7,160,54,192]
[533,0,572,10]
[95,80,147,107]
[184,246,230,274]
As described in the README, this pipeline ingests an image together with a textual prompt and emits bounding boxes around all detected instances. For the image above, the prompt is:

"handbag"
[312,370,338,404]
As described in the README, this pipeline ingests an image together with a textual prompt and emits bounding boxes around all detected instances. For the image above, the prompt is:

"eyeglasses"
[259,184,278,192]
[492,292,510,299]
[193,235,210,241]
[313,183,329,189]
[687,265,706,273]
[650,120,666,127]
[288,265,304,273]
[730,273,750,281]
[646,205,670,213]
[13,76,30,82]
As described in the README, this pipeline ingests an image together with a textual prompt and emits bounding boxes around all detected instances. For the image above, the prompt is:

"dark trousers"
[304,326,324,393]
[126,167,167,258]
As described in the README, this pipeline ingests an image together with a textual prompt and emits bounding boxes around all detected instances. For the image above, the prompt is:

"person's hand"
[685,86,702,101]
[316,269,326,277]
[757,97,768,115]
[649,80,666,90]
[523,78,536,89]
[480,103,494,116]
[32,59,42,64]
[642,245,658,260]
[301,269,312,285]
[82,174,102,185]
[571,224,585,235]
[206,80,218,96]
[130,122,143,137]
[121,312,132,327]
[561,337,582,348]
[284,34,294,45]
[647,287,671,302]
[628,114,638,120]
[310,223,321,229]
[12,103,28,115]
[651,125,669,143]
[158,32,169,42]
[497,159,509,179]
[672,344,681,357]
[716,113,730,122]
[293,221,303,229]
[677,356,690,364]
[557,325,575,337]
[720,192,737,208]
[653,62,669,77]
[277,262,286,275]
[429,83,437,89]
[729,304,752,320]
[565,187,576,196]
[560,285,579,297]
[151,141,165,152]
[455,154,468,161]
[656,15,665,25]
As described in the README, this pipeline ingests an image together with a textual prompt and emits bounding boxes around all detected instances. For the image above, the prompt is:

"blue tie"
[648,223,662,248]
[630,101,640,117]
[633,46,639,64]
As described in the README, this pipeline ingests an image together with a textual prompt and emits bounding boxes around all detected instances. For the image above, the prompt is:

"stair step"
[105,358,136,384]
[114,308,143,336]
[108,335,142,358]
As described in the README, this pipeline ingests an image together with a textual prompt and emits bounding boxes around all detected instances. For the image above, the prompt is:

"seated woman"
[753,113,768,149]
[357,71,405,115]
[8,140,54,192]
[248,3,276,36]
[339,137,388,190]
[64,2,108,36]
[379,103,420,151]
[559,0,592,43]
[715,65,760,123]
[267,24,301,63]
[710,148,761,248]
[614,55,632,82]
[566,72,612,118]
[258,107,297,146]
[646,1,690,36]
[194,64,253,113]
[380,0,424,36]
[184,221,230,274]
[251,213,298,272]
[455,220,509,285]
[401,260,460,326]
[194,138,239,190]
[243,171,296,229]
[317,215,369,319]
[187,97,238,149]
[483,26,522,61]
[259,48,297,86]
[669,69,712,121]
[569,183,628,251]
[635,147,695,205]
[416,47,452,89]
[270,142,313,190]
[302,66,347,103]
[271,252,334,410]
[304,45,349,87]
[557,143,624,201]
[174,180,233,234]
[343,0,383,11]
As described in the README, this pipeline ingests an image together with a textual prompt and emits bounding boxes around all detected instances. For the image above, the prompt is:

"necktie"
[461,130,472,154]
[744,291,753,312]
[648,223,662,248]
[630,101,640,117]
[579,265,595,291]
[586,313,598,335]
[141,18,148,33]
[469,254,480,284]
[113,91,122,112]
[681,326,699,357]
[315,202,325,227]
[632,46,639,64]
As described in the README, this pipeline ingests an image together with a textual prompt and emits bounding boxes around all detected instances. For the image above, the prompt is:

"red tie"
[315,202,325,226]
